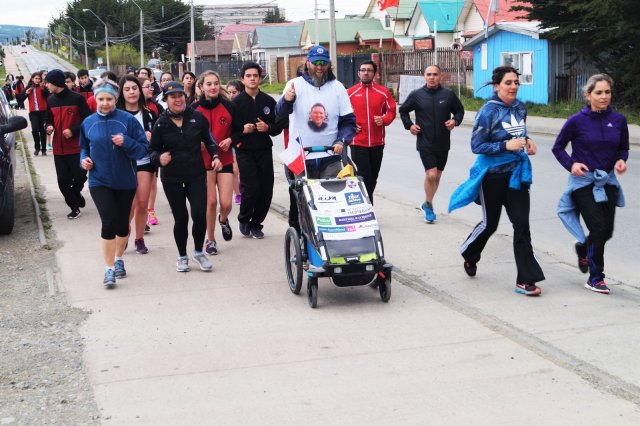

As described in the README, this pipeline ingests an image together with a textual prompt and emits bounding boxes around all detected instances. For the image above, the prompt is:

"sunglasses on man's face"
[312,60,328,66]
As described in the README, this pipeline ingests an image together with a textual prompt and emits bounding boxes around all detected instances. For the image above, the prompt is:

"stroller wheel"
[284,227,303,294]
[379,276,391,303]
[307,276,318,308]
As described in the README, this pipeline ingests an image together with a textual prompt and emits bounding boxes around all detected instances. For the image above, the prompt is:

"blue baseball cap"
[307,45,330,63]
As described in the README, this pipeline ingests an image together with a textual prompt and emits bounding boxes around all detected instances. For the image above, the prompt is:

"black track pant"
[572,184,618,283]
[28,111,47,152]
[350,145,384,204]
[460,173,545,284]
[163,178,207,257]
[54,154,87,210]
[90,186,136,240]
[236,149,274,231]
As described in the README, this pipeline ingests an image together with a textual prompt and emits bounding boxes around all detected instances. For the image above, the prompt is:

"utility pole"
[132,0,144,69]
[314,0,319,45]
[190,0,196,72]
[329,0,337,75]
[83,9,110,70]
[67,15,89,69]
[68,25,73,62]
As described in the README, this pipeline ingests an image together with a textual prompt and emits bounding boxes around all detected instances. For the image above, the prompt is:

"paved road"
[10,44,78,75]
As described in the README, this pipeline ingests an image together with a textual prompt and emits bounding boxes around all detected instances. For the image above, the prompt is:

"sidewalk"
[17,107,639,423]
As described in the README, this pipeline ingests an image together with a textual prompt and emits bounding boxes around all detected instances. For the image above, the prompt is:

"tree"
[50,0,205,64]
[264,7,287,23]
[513,0,640,107]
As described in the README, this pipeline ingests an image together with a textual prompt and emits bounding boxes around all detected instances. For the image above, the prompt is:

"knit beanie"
[45,69,66,88]
[93,78,119,100]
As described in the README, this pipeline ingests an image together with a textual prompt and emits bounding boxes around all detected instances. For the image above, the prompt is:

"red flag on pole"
[377,0,400,11]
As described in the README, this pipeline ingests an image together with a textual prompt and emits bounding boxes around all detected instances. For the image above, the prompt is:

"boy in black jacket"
[231,62,282,239]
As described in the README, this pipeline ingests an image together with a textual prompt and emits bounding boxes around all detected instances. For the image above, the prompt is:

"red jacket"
[193,97,235,168]
[26,85,48,113]
[44,88,91,156]
[347,82,397,147]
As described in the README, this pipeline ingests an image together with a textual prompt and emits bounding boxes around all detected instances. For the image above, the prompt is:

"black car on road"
[0,90,28,234]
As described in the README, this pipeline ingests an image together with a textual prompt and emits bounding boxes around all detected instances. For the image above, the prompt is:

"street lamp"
[131,0,144,69]
[82,8,110,70]
[66,15,89,69]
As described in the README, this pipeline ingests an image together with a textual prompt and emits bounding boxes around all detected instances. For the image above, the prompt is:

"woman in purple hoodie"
[552,74,629,295]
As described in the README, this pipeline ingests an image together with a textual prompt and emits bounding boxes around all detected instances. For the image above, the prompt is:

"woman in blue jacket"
[449,66,545,296]
[79,79,149,288]
[552,74,629,295]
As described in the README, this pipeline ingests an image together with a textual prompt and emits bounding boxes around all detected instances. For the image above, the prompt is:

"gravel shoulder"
[0,138,99,424]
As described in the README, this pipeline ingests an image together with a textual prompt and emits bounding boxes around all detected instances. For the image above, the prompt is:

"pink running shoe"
[147,209,158,225]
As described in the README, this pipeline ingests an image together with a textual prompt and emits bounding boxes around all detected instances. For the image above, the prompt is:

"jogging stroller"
[284,145,393,308]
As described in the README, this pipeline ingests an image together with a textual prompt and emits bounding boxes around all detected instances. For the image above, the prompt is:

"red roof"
[218,23,262,40]
[473,0,529,25]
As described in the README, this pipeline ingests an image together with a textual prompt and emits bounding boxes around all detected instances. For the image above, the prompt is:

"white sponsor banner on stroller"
[309,180,379,241]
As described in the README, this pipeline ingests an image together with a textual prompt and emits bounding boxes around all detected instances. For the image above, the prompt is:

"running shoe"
[34,150,39,156]
[103,269,116,288]
[176,256,190,272]
[515,282,541,296]
[114,259,127,278]
[250,228,264,239]
[134,238,149,254]
[144,224,151,233]
[575,242,589,274]
[234,194,242,205]
[584,279,610,294]
[463,261,477,277]
[67,208,81,220]
[204,239,218,255]
[420,202,436,223]
[192,251,213,271]
[219,215,233,241]
[147,209,158,225]
[41,151,47,156]
[46,143,52,152]
[239,222,251,237]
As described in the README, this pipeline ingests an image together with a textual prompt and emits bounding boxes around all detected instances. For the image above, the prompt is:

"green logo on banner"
[316,216,332,225]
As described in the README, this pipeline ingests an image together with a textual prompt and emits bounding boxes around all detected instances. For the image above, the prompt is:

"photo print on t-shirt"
[308,103,329,132]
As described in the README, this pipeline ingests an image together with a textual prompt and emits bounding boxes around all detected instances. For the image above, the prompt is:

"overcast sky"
[1,0,373,29]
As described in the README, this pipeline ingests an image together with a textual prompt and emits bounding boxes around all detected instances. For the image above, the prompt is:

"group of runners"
[19,45,629,295]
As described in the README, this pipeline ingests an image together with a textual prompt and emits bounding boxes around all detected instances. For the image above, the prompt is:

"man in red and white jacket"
[347,60,397,203]
[44,69,92,220]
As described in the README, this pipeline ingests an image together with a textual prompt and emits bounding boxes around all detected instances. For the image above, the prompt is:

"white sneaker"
[191,251,213,271]
[176,256,190,272]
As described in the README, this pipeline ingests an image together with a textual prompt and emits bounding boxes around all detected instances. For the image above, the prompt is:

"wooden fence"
[380,49,473,88]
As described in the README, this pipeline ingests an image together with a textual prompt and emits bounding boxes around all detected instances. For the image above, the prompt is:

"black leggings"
[572,184,618,283]
[162,178,207,257]
[89,186,136,240]
[460,173,545,284]
[28,111,47,152]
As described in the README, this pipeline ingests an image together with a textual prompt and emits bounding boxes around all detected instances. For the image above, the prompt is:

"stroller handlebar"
[303,145,336,153]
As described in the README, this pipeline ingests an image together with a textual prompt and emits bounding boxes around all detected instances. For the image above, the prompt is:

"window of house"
[501,52,533,84]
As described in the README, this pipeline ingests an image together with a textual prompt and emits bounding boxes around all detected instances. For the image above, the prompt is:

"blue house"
[464,22,549,104]
[464,21,598,105]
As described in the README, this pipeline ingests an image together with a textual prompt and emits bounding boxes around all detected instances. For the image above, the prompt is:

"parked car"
[0,90,28,234]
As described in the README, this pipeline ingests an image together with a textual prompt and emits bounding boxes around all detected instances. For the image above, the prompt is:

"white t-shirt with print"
[284,76,353,159]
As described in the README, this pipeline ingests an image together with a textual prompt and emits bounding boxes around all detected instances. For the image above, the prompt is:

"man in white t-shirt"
[276,45,356,179]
